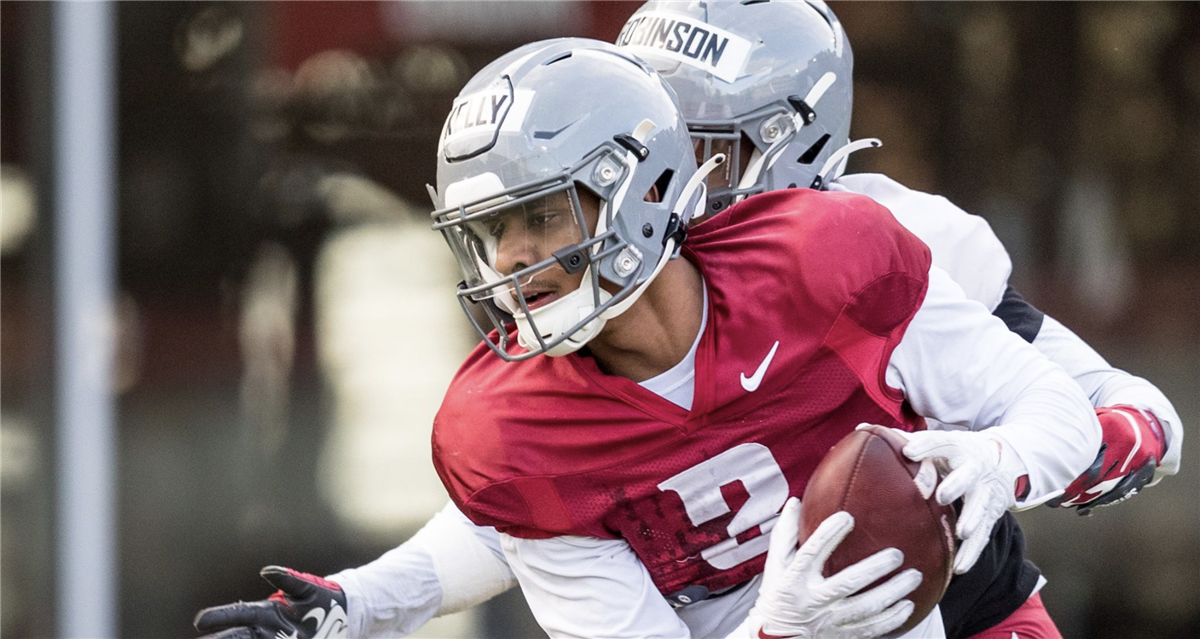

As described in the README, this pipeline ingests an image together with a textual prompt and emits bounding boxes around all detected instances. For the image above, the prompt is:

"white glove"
[745,498,921,639]
[899,429,1019,574]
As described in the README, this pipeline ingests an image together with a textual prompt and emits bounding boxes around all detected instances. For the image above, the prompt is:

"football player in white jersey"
[610,0,1179,515]
[610,4,1179,637]
[194,3,1178,639]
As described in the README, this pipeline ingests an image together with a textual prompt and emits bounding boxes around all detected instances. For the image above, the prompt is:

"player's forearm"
[979,371,1102,506]
[1033,315,1183,478]
[326,502,516,637]
[326,543,444,638]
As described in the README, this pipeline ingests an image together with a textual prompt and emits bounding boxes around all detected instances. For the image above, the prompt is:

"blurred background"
[1,2,1197,638]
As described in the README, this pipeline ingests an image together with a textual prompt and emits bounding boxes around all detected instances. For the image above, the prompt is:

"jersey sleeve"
[832,173,1012,310]
[500,534,693,639]
[885,266,1102,505]
[736,188,933,336]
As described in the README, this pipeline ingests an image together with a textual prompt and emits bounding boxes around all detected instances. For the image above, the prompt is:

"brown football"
[799,424,957,634]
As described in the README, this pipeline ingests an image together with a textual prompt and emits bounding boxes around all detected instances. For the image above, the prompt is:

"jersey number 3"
[657,443,790,570]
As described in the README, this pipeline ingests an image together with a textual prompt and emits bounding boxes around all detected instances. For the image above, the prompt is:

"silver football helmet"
[617,0,878,215]
[430,38,719,361]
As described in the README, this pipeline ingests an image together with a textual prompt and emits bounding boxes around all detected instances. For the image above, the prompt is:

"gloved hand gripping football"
[745,498,921,639]
[899,429,1018,575]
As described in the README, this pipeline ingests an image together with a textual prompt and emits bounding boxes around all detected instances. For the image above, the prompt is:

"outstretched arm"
[193,503,516,639]
[325,502,516,637]
[992,287,1181,513]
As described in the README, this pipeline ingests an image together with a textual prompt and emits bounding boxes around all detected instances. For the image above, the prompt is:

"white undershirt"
[638,284,707,410]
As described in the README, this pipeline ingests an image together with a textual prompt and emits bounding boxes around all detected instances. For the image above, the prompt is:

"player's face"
[487,189,600,311]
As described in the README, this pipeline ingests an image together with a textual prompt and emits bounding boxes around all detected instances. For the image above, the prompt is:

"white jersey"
[329,175,1180,638]
[832,174,1181,478]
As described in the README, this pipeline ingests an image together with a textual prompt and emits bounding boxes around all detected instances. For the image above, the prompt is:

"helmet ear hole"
[645,169,674,203]
[797,133,831,165]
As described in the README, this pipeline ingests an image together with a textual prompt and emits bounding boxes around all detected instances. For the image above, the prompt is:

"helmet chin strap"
[595,118,656,239]
[677,153,728,220]
[765,71,838,177]
[738,144,774,195]
[813,137,881,188]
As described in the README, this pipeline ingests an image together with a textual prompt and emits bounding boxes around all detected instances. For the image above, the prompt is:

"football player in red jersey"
[321,4,1175,638]
[197,38,1105,639]
[427,38,1103,639]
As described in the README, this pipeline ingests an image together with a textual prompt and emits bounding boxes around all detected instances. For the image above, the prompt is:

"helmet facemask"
[690,101,802,216]
[434,143,647,361]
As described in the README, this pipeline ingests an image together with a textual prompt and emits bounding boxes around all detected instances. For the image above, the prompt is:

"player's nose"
[494,232,538,276]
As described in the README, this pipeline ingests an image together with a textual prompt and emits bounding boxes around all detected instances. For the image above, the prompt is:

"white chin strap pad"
[514,277,612,357]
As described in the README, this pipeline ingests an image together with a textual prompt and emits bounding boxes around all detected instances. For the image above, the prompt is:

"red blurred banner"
[263,1,640,71]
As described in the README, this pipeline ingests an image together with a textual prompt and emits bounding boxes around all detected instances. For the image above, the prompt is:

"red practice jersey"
[432,188,933,599]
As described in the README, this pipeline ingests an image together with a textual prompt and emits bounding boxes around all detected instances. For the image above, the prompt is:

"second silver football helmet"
[617,0,875,214]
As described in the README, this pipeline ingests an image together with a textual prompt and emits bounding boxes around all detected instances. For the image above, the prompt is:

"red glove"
[1049,406,1165,515]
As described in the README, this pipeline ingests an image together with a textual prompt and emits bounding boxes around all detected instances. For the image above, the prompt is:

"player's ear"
[643,184,661,203]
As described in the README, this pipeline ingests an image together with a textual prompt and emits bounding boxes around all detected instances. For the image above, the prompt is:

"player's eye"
[528,212,562,230]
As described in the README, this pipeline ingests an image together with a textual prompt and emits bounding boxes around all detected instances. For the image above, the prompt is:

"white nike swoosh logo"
[740,341,780,392]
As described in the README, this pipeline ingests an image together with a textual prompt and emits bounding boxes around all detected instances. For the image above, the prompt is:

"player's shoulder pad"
[431,341,520,506]
[833,174,1012,309]
[732,188,931,281]
[432,343,607,537]
[691,189,931,333]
